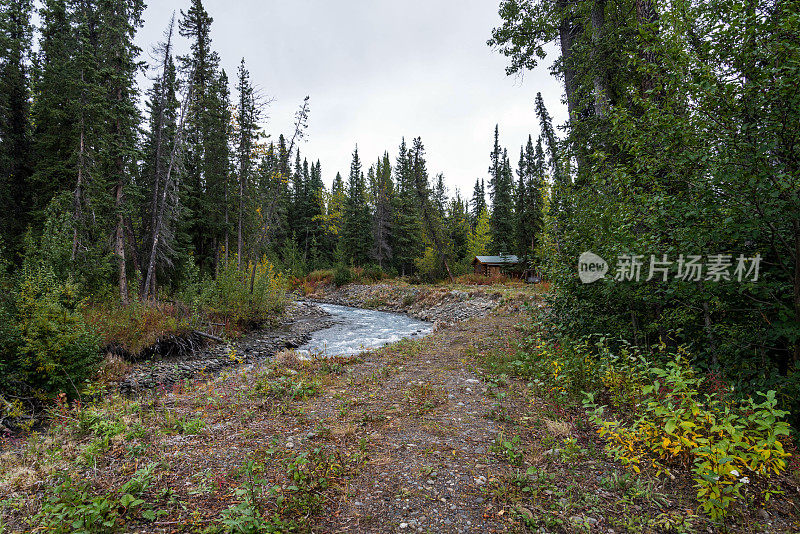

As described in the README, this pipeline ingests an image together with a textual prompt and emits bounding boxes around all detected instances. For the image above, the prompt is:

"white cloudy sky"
[135,0,567,196]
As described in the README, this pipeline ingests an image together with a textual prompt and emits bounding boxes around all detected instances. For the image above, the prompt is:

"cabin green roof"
[472,255,520,265]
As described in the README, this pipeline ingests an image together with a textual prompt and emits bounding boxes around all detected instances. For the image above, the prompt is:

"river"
[296,303,433,357]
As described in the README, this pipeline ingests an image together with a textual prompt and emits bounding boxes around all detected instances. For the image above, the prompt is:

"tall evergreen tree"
[370,152,393,268]
[98,0,145,303]
[447,192,471,267]
[178,0,224,273]
[514,135,544,259]
[139,19,180,296]
[0,0,33,258]
[234,57,260,267]
[391,138,423,276]
[29,0,77,225]
[470,177,486,226]
[410,137,453,281]
[341,147,371,266]
[488,126,514,254]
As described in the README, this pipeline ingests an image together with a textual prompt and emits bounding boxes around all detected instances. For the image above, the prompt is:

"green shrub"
[201,255,286,329]
[332,265,353,287]
[9,266,100,401]
[358,265,388,283]
[585,355,791,520]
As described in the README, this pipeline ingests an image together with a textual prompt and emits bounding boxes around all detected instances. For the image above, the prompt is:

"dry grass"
[94,353,132,384]
[83,300,194,355]
[544,418,573,438]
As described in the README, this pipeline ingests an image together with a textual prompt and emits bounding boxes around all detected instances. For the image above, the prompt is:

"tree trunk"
[72,123,85,263]
[114,183,129,305]
[237,174,243,269]
[794,219,800,365]
[636,0,660,97]
[557,0,580,121]
[143,67,194,300]
[590,0,610,117]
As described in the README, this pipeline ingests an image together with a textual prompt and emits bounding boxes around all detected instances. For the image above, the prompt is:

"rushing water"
[296,303,433,358]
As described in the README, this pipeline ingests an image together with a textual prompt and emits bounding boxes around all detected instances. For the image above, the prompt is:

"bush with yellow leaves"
[585,355,791,520]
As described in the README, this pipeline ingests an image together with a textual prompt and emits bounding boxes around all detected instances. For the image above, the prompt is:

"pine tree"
[304,160,325,266]
[446,192,470,266]
[391,138,423,276]
[342,147,371,266]
[488,126,514,254]
[97,0,145,303]
[324,171,346,259]
[370,152,393,268]
[139,19,180,296]
[0,0,33,258]
[178,0,223,274]
[470,177,485,226]
[410,137,453,281]
[207,68,232,265]
[235,57,260,267]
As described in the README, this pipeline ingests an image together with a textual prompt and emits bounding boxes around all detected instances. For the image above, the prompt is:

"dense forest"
[0,0,796,421]
[489,0,800,421]
[0,0,546,411]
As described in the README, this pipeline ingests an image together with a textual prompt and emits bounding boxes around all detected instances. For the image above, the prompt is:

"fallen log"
[194,331,225,343]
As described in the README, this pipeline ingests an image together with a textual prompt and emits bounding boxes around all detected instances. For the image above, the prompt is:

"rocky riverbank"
[119,301,336,393]
[118,283,535,392]
[303,283,525,326]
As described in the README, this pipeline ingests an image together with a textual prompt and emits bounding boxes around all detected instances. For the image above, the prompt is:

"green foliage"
[491,0,800,427]
[6,265,100,401]
[585,356,791,520]
[201,256,286,329]
[491,432,524,465]
[253,367,320,401]
[219,447,357,533]
[332,264,353,287]
[31,463,162,533]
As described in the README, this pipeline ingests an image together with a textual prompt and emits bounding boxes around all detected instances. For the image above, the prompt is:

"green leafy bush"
[201,255,286,329]
[32,463,162,533]
[585,355,791,520]
[332,264,353,287]
[7,266,100,401]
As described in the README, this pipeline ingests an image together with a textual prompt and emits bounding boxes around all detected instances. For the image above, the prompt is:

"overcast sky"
[135,0,567,197]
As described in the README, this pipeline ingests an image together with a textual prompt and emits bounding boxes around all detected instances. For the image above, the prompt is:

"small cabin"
[471,255,520,277]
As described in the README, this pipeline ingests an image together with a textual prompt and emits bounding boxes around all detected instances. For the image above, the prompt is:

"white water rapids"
[296,303,433,357]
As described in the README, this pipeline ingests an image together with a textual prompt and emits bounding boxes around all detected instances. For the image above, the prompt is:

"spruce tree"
[97,0,145,303]
[488,126,514,254]
[139,19,180,296]
[370,152,393,268]
[342,147,371,266]
[391,138,423,276]
[470,177,486,226]
[409,137,453,281]
[446,192,470,267]
[178,0,224,273]
[0,0,33,258]
[235,58,260,267]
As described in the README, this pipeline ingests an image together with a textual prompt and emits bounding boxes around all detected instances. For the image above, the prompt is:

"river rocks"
[304,284,503,326]
[119,301,333,393]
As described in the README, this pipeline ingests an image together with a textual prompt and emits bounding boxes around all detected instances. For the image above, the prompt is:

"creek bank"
[303,283,528,326]
[118,283,535,393]
[119,301,334,393]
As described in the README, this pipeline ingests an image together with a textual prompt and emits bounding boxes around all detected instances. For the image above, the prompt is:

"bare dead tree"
[142,61,195,300]
[246,96,310,294]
